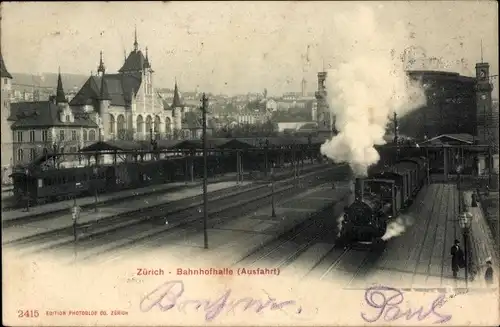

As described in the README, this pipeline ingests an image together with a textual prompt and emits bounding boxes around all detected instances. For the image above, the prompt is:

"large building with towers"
[69,29,176,142]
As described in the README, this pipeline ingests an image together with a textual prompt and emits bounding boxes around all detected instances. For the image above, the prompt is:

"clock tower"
[315,71,334,138]
[474,61,499,176]
[475,62,493,144]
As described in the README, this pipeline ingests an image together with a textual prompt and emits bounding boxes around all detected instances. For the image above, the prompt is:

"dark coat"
[451,245,464,271]
[485,267,494,284]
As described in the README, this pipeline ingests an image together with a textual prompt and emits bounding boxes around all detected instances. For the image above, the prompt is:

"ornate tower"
[475,62,494,144]
[475,61,498,175]
[171,80,183,138]
[97,51,106,77]
[1,50,14,183]
[315,71,333,137]
[56,69,68,106]
[301,77,307,97]
[98,70,111,141]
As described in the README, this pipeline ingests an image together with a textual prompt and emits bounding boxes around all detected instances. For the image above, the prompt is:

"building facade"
[1,50,14,183]
[69,30,174,142]
[9,73,99,168]
[402,70,478,139]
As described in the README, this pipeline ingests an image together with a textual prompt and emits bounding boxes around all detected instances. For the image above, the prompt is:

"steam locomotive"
[338,156,428,245]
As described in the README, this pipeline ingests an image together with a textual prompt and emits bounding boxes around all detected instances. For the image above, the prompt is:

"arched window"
[154,115,161,134]
[165,117,172,134]
[83,129,88,141]
[136,115,144,133]
[117,115,126,140]
[109,114,115,134]
[89,130,96,141]
[145,116,153,134]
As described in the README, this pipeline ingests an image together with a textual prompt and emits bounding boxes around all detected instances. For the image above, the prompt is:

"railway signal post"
[24,168,30,212]
[93,167,99,213]
[271,167,277,218]
[201,93,209,249]
[458,212,472,288]
[71,203,81,262]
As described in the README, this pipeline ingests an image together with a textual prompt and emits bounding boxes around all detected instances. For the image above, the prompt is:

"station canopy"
[78,136,328,153]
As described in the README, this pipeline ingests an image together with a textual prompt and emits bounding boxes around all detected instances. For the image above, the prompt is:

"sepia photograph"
[1,1,499,326]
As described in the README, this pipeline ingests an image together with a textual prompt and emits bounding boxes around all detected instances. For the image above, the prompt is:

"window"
[17,131,23,142]
[72,130,77,141]
[65,115,70,122]
[89,130,96,141]
[17,149,23,162]
[83,129,88,141]
[42,130,48,142]
[3,78,8,85]
[59,130,65,141]
[29,130,35,142]
[29,148,36,161]
[43,148,48,157]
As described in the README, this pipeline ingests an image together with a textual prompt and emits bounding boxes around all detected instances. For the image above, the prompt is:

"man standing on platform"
[484,258,494,287]
[451,239,464,279]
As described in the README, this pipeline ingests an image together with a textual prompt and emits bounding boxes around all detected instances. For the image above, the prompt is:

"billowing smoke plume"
[320,6,427,176]
[381,214,415,241]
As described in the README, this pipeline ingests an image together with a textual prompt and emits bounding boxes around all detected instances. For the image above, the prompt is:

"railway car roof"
[393,161,418,173]
[369,171,404,184]
[397,157,426,167]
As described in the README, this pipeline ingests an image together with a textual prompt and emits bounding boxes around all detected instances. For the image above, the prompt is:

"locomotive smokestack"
[355,178,364,201]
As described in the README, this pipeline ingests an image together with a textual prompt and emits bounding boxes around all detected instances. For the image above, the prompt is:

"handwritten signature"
[139,280,304,321]
[361,285,452,324]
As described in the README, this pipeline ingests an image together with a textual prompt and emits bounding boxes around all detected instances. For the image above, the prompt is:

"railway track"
[2,164,328,226]
[77,181,348,264]
[233,182,438,287]
[233,192,351,275]
[6,166,349,258]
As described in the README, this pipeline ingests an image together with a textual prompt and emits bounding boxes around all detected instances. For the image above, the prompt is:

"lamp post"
[93,167,99,213]
[24,168,30,212]
[458,212,472,288]
[270,166,276,218]
[201,93,209,249]
[71,202,81,262]
[457,164,463,212]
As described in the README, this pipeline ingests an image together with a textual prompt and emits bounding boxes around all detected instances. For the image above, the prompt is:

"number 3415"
[18,310,39,318]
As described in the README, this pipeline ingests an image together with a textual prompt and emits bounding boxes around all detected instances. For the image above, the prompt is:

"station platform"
[1,181,251,245]
[463,190,498,284]
[85,181,353,266]
[2,163,323,223]
[354,183,499,290]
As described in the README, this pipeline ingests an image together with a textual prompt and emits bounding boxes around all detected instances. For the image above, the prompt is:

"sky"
[1,1,498,96]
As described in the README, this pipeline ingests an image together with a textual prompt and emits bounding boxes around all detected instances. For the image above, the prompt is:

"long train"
[338,156,428,245]
[8,144,325,206]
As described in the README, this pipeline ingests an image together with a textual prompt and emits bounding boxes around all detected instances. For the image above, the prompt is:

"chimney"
[354,178,364,201]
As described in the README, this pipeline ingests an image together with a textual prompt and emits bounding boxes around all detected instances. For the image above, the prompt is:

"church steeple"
[97,51,106,76]
[144,47,151,69]
[134,25,139,52]
[171,79,183,108]
[56,68,67,104]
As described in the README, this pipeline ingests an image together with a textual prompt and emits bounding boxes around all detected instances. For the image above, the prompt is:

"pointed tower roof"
[171,80,183,108]
[119,28,148,73]
[0,50,13,79]
[56,69,68,104]
[97,51,106,75]
[144,47,151,69]
[98,76,111,101]
[134,26,139,52]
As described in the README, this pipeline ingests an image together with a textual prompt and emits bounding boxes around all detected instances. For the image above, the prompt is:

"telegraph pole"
[201,93,209,249]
